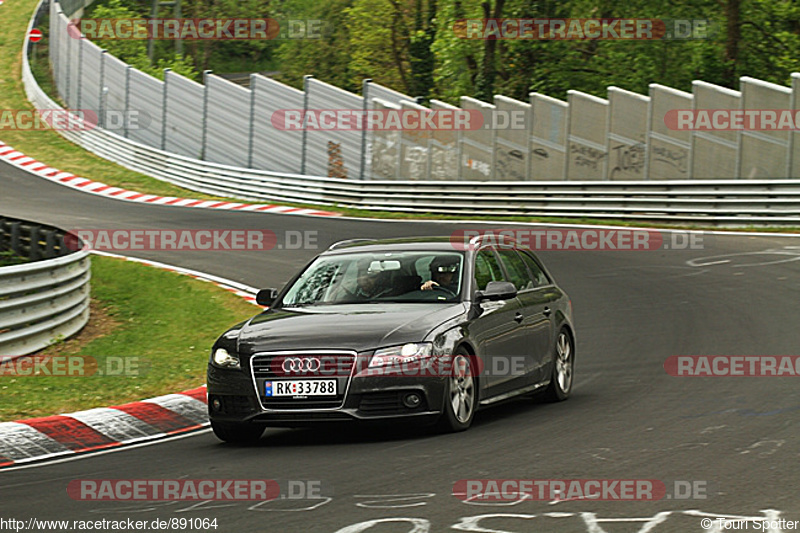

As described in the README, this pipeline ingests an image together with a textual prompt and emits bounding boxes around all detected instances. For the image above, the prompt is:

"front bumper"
[207,361,448,427]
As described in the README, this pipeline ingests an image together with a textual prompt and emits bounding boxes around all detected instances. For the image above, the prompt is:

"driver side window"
[474,249,504,291]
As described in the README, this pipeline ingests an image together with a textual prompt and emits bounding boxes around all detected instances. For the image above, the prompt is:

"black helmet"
[430,256,459,274]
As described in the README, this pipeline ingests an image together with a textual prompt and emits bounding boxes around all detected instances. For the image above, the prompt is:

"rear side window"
[519,250,550,287]
[497,250,533,291]
[474,249,504,290]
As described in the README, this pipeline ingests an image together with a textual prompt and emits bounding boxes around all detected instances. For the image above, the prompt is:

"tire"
[437,349,477,432]
[210,420,264,444]
[542,329,574,402]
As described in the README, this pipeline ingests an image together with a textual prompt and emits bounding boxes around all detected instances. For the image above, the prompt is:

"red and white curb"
[0,140,340,218]
[0,387,208,468]
[0,252,265,469]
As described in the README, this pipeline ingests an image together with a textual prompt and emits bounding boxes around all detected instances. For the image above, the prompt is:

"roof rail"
[327,238,377,250]
[468,233,518,246]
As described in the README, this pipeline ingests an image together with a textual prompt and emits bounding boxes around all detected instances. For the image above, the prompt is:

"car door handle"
[514,313,524,323]
[543,307,552,317]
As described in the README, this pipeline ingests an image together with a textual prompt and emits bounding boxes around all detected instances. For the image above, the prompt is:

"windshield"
[280,251,464,306]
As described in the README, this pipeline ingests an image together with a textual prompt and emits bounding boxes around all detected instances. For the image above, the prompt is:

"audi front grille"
[249,351,358,411]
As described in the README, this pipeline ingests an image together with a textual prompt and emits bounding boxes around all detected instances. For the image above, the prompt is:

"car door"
[496,248,553,385]
[467,248,527,394]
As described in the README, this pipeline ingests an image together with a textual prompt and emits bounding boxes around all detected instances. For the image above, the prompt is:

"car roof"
[323,237,460,255]
[323,235,520,255]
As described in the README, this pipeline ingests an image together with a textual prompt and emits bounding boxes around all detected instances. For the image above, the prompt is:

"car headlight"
[370,343,433,368]
[212,348,241,369]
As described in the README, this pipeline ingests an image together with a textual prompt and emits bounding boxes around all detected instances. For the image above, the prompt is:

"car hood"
[236,303,467,354]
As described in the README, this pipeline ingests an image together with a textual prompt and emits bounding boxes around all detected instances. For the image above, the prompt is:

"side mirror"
[256,288,279,307]
[475,281,517,302]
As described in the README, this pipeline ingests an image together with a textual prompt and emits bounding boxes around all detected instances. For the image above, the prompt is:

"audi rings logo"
[282,357,321,373]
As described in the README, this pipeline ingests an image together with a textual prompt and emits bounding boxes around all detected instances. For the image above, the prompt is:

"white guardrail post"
[0,217,90,359]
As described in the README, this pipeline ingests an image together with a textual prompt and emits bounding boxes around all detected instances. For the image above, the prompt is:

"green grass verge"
[0,250,28,266]
[3,0,800,233]
[0,255,257,421]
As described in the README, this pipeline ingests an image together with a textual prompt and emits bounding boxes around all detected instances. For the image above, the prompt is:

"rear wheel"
[543,329,574,402]
[437,349,477,432]
[210,420,264,444]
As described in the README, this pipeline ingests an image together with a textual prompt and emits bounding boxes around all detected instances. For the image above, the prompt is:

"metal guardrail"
[19,0,800,225]
[0,217,91,358]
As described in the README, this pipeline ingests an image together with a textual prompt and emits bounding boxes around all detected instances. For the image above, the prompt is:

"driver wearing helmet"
[421,256,460,292]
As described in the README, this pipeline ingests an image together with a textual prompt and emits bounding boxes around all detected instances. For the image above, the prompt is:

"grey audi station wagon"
[207,235,575,443]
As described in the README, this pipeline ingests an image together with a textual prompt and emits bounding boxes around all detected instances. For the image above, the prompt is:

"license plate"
[265,380,337,397]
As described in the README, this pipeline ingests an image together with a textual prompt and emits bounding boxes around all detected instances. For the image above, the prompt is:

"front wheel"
[542,329,574,402]
[210,420,264,444]
[437,350,477,432]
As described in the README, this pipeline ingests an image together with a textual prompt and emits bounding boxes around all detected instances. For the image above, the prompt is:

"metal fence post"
[300,75,313,175]
[96,49,106,129]
[45,230,58,258]
[30,226,42,261]
[247,73,257,168]
[64,16,72,105]
[360,78,371,180]
[161,68,171,150]
[10,223,21,256]
[75,38,83,109]
[455,118,464,181]
[200,69,212,161]
[123,66,131,138]
[563,95,573,180]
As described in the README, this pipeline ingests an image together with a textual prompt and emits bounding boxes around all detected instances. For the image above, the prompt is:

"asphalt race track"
[2,158,799,533]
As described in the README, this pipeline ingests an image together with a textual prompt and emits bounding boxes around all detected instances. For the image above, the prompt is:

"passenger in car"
[336,258,390,301]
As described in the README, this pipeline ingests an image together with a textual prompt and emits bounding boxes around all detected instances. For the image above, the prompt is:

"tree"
[274,0,357,91]
[345,0,410,91]
[88,0,198,80]
[473,0,505,101]
[408,0,437,100]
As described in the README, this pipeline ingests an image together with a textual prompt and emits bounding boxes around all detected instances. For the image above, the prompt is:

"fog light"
[211,397,223,412]
[402,393,422,409]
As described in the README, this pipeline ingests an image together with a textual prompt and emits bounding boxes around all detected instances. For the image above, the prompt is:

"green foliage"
[430,0,483,102]
[85,0,800,101]
[0,251,28,267]
[142,53,199,81]
[273,0,357,91]
[88,0,199,80]
[430,0,799,102]
[179,0,272,72]
[407,0,437,100]
[345,0,408,91]
[736,0,800,86]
